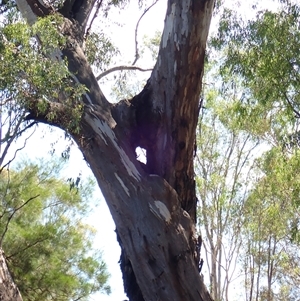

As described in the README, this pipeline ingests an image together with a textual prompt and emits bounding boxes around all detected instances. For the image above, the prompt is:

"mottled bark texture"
[5,1,216,300]
[0,249,23,301]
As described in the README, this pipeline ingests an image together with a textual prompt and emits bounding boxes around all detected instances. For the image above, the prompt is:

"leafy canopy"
[211,3,300,140]
[0,158,110,301]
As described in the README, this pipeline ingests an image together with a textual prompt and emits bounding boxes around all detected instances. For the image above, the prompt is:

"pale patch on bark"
[85,113,141,182]
[114,172,130,197]
[16,0,37,25]
[85,113,108,145]
[149,201,171,223]
[0,249,23,301]
[162,3,176,48]
[157,55,161,67]
[180,1,189,36]
[69,44,94,105]
[116,147,141,182]
[162,1,190,49]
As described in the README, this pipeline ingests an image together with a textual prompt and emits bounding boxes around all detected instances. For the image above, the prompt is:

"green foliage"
[195,84,259,300]
[1,17,67,95]
[242,146,300,299]
[211,3,300,140]
[142,30,161,61]
[85,31,118,71]
[198,5,300,296]
[0,158,110,301]
[0,15,86,133]
[109,0,144,8]
[32,15,66,55]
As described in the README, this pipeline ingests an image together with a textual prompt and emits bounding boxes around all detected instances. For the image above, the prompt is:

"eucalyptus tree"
[212,1,300,132]
[242,147,300,301]
[0,0,216,300]
[196,88,259,301]
[210,2,300,300]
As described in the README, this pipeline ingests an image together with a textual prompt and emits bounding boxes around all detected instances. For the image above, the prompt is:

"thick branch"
[59,0,97,39]
[24,98,88,134]
[16,0,52,24]
[144,0,216,220]
[76,113,213,300]
[74,0,97,36]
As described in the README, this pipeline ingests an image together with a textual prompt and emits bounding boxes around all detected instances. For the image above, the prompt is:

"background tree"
[0,158,110,301]
[202,1,300,300]
[195,81,259,301]
[240,146,300,301]
[212,1,300,128]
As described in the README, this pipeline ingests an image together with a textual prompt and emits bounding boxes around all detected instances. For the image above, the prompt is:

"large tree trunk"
[0,249,23,301]
[11,1,216,300]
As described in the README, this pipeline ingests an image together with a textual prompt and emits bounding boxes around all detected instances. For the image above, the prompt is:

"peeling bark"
[148,0,215,222]
[0,249,23,301]
[14,0,216,300]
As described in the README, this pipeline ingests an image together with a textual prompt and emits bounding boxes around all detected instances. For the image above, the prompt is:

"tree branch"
[284,92,300,118]
[0,111,26,167]
[145,0,216,221]
[96,65,152,81]
[0,194,40,244]
[59,0,96,21]
[72,0,97,38]
[24,98,84,133]
[84,0,103,40]
[15,0,52,25]
[0,129,36,173]
[0,119,37,167]
[0,121,36,144]
[132,0,160,65]
[6,235,49,260]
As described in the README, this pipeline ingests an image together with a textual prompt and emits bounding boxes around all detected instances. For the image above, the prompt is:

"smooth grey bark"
[0,249,23,301]
[5,1,216,300]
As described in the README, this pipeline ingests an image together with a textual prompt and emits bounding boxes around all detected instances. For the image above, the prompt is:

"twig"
[6,235,49,260]
[0,112,26,167]
[0,110,36,168]
[85,0,103,40]
[0,128,36,173]
[284,92,300,118]
[132,0,160,65]
[96,65,152,81]
[0,194,40,245]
